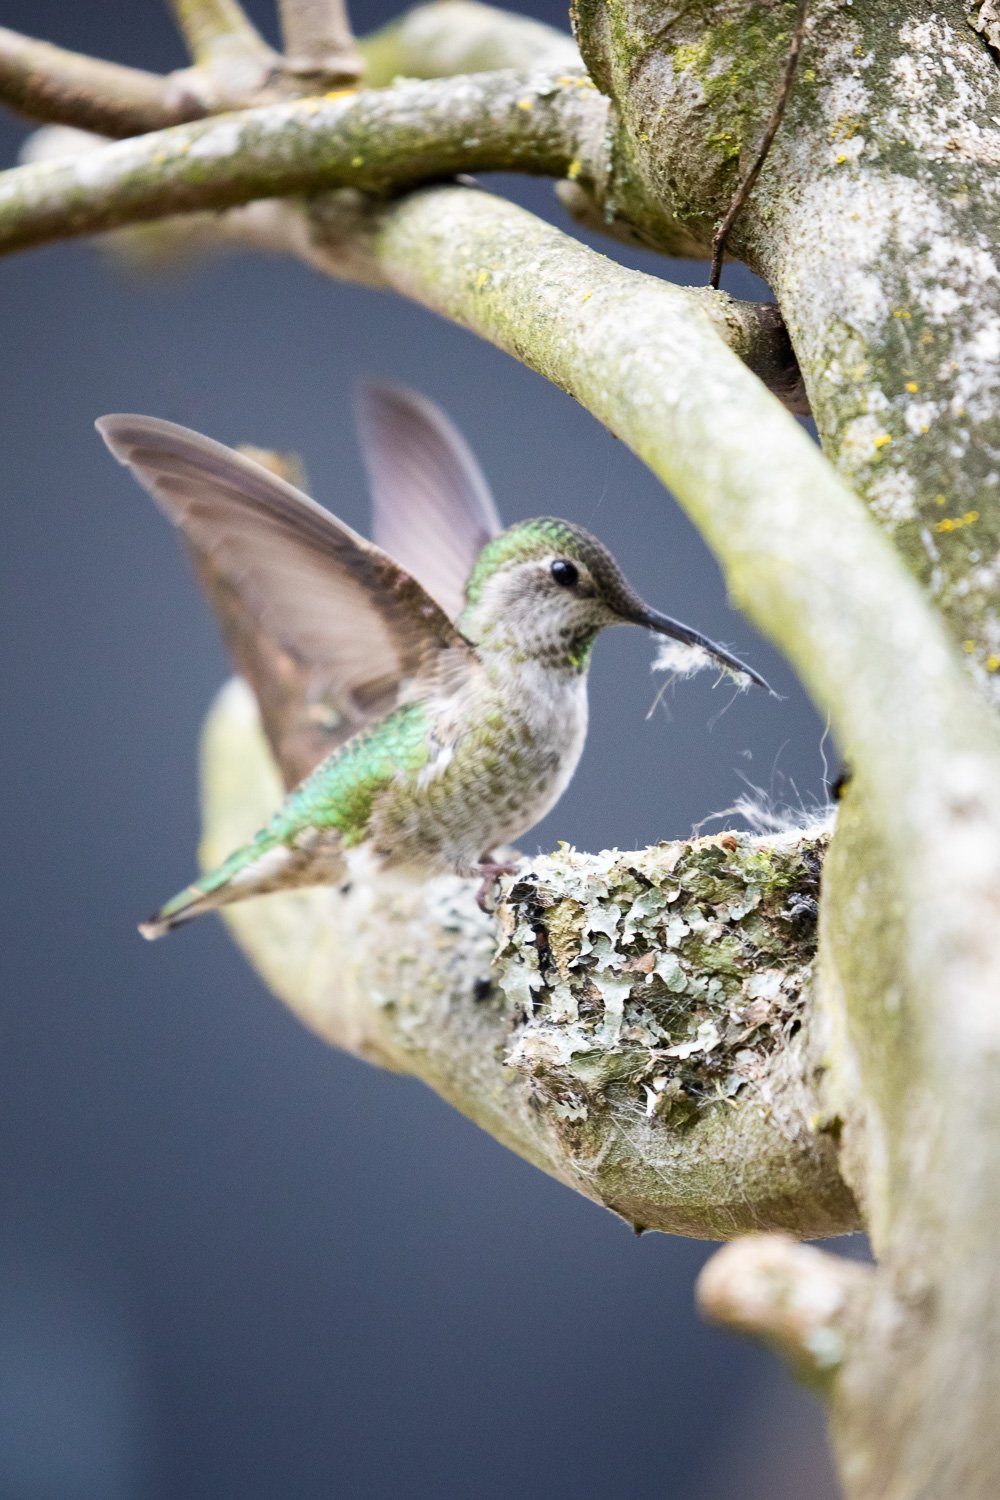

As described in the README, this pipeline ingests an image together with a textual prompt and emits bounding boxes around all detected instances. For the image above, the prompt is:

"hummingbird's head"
[458,518,768,687]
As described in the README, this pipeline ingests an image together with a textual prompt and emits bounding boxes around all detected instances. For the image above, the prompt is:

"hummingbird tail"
[137,836,341,939]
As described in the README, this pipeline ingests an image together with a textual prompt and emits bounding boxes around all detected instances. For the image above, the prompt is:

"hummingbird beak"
[632,605,773,693]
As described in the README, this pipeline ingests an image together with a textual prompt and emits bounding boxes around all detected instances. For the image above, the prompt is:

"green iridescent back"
[276,703,430,847]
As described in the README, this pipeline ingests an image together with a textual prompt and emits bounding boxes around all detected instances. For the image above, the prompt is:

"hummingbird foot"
[474,860,520,912]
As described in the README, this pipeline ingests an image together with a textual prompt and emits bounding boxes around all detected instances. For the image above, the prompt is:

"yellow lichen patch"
[905,381,919,393]
[581,290,593,303]
[935,494,947,506]
[324,88,357,101]
[516,97,534,111]
[835,152,848,165]
[475,270,489,290]
[963,640,977,653]
[934,511,979,533]
[893,308,912,320]
[874,433,892,450]
[567,158,582,180]
[350,155,363,168]
[830,114,861,142]
[987,656,1000,673]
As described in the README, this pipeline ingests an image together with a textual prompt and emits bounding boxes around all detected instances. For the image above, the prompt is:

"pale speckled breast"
[368,661,589,874]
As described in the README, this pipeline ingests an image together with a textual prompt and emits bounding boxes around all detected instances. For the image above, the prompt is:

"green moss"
[670,6,795,172]
[707,128,741,161]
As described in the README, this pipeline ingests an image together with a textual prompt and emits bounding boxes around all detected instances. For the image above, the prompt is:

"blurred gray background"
[1,3,848,1496]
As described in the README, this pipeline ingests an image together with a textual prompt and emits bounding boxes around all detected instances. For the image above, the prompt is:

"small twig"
[278,0,363,86]
[0,25,202,137]
[709,0,809,289]
[697,1234,873,1385]
[361,2,581,84]
[166,0,279,93]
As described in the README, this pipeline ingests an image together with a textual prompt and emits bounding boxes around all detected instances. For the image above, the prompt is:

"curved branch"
[484,2,1000,1485]
[0,70,600,257]
[0,25,204,137]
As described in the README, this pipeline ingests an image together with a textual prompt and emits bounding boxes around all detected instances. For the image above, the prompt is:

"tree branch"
[0,71,600,257]
[0,25,204,137]
[697,1234,873,1387]
[708,0,808,289]
[278,0,363,86]
[572,0,1000,685]
[567,3,1000,1490]
[361,0,581,85]
[166,0,279,94]
[0,3,572,142]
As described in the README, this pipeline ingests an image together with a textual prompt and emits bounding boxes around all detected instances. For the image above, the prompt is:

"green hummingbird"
[98,385,769,938]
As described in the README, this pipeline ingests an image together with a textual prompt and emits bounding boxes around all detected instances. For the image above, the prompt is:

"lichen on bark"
[571,0,1000,686]
[498,834,825,1126]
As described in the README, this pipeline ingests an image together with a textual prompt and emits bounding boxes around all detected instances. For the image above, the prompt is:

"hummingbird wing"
[355,383,502,621]
[97,414,470,788]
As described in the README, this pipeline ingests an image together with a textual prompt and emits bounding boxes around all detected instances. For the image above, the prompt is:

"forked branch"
[166,0,280,94]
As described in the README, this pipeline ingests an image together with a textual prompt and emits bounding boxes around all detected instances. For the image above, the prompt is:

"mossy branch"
[573,0,1000,685]
[0,70,601,257]
[565,1,1000,1490]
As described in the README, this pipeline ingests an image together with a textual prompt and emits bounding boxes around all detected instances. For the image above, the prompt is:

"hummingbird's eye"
[550,559,579,588]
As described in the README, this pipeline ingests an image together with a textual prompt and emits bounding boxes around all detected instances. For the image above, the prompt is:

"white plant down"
[651,637,754,690]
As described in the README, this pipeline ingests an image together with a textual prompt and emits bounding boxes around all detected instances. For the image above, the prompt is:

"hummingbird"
[97,385,769,938]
